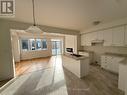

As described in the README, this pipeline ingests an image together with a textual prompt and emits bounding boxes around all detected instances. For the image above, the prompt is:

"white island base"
[62,55,89,78]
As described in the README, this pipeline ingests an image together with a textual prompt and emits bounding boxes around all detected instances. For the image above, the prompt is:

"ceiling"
[10,0,127,31]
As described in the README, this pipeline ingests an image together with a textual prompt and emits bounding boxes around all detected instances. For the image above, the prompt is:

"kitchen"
[63,18,127,95]
[1,0,127,95]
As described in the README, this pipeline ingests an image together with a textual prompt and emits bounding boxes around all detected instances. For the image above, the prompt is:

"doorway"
[51,39,62,55]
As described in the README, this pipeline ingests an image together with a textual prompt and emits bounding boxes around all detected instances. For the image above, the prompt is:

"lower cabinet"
[62,55,89,78]
[101,55,124,73]
[118,63,127,91]
[79,51,94,64]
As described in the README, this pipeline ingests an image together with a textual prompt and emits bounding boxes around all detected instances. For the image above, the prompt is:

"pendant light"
[26,0,43,34]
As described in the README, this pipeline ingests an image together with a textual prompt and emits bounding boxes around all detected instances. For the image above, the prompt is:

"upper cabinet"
[112,26,125,46]
[81,34,86,46]
[85,33,92,46]
[81,25,126,47]
[90,32,98,41]
[125,25,127,46]
[97,31,104,40]
[103,29,113,46]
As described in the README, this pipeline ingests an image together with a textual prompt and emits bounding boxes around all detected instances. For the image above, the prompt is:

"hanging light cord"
[32,0,36,26]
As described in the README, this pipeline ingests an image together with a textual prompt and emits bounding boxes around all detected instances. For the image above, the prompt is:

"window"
[21,38,47,51]
[42,39,47,49]
[22,40,29,51]
[30,39,35,50]
[36,39,42,50]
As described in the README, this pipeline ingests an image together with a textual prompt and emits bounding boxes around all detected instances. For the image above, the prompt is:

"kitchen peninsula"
[62,53,90,78]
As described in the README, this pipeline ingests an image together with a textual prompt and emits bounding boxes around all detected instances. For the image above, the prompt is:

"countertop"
[120,58,127,65]
[78,50,94,53]
[102,52,127,57]
[102,52,127,65]
[63,53,89,60]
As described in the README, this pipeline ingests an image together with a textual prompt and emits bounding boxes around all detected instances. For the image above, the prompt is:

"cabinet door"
[106,56,113,71]
[85,33,91,46]
[101,56,107,68]
[103,29,113,46]
[81,34,85,46]
[112,57,124,73]
[97,31,104,40]
[90,32,98,41]
[125,25,127,46]
[112,26,124,46]
[113,62,119,73]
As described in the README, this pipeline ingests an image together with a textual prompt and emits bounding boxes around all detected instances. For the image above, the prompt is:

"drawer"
[101,64,107,68]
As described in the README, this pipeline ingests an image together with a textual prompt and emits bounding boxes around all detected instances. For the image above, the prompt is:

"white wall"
[0,20,14,81]
[11,30,20,62]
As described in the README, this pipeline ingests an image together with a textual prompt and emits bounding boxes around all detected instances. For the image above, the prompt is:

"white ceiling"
[10,0,127,31]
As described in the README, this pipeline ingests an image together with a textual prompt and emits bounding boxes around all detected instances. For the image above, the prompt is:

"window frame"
[42,39,48,50]
[36,39,42,50]
[21,39,29,51]
[21,38,48,52]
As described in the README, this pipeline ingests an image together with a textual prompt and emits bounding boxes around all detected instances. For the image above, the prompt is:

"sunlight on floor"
[1,55,68,95]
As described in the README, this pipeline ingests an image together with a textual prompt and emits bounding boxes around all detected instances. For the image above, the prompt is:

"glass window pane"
[22,39,29,51]
[36,39,42,50]
[30,39,35,50]
[42,39,47,49]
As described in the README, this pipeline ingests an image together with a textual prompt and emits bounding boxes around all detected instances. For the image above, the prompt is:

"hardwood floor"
[2,55,124,95]
[64,65,124,95]
[15,57,54,76]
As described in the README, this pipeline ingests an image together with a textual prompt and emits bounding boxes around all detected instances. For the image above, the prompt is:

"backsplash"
[83,46,127,64]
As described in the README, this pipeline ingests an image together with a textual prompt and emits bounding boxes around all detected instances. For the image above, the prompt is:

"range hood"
[91,39,104,44]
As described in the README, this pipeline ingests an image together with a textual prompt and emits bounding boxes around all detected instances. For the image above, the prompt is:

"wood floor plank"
[64,65,124,95]
[2,55,124,95]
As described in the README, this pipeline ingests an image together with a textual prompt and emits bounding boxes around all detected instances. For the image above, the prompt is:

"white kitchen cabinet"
[101,56,107,68]
[81,33,92,46]
[62,55,89,78]
[90,31,104,41]
[101,56,114,71]
[81,34,86,46]
[85,33,92,46]
[118,61,127,92]
[79,51,94,64]
[125,25,127,46]
[101,55,124,73]
[81,31,103,46]
[97,31,104,40]
[112,26,125,46]
[81,25,127,47]
[103,29,113,46]
[90,32,98,41]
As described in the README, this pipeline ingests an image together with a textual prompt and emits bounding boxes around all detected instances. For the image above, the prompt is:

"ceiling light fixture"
[93,21,101,26]
[26,0,43,34]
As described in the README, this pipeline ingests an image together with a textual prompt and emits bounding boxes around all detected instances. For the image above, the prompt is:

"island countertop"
[62,53,90,78]
[63,53,89,60]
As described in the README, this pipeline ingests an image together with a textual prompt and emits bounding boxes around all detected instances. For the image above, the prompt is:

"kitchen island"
[62,54,89,78]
